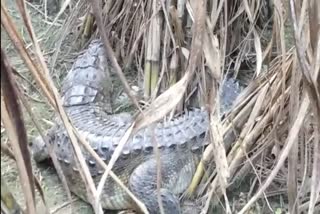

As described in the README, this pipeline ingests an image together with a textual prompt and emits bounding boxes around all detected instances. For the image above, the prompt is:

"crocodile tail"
[61,40,113,111]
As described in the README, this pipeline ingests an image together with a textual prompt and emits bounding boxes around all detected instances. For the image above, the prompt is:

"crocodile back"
[51,105,209,209]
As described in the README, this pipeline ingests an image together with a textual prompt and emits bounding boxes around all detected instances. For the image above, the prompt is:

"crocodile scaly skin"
[31,40,240,213]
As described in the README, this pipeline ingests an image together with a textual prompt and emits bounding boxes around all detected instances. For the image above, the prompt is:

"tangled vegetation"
[1,0,319,213]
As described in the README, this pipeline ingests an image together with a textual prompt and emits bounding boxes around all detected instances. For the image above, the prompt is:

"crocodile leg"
[129,151,199,214]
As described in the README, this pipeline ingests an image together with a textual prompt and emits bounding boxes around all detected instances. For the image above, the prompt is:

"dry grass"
[1,0,319,214]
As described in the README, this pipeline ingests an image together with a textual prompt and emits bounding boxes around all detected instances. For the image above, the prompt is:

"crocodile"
[31,39,241,213]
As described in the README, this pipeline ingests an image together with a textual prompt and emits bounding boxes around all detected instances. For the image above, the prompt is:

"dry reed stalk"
[1,48,37,214]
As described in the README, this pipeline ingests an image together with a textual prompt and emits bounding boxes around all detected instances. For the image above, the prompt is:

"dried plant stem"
[1,48,36,214]
[238,95,310,214]
[144,0,161,99]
